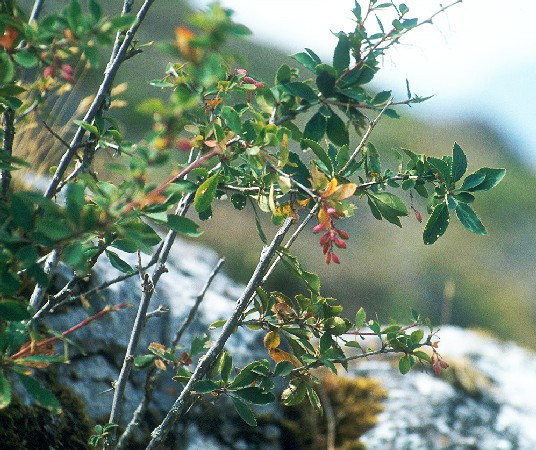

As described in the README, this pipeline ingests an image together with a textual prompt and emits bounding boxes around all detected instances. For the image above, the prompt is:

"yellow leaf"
[322,178,338,198]
[310,163,329,191]
[263,331,281,350]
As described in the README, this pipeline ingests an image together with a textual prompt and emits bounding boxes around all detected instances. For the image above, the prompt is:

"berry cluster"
[313,203,350,265]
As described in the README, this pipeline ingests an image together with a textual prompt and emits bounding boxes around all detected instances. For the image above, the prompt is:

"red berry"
[319,232,330,246]
[325,252,331,264]
[326,207,337,216]
[433,363,441,376]
[234,68,248,75]
[313,223,325,233]
[334,238,347,249]
[331,253,340,264]
[337,229,349,240]
[439,360,449,369]
[44,65,55,78]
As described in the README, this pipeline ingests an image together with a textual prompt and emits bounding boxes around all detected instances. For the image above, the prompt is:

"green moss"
[0,376,93,450]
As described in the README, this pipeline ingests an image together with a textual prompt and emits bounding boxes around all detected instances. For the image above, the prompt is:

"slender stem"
[28,0,45,23]
[106,193,194,447]
[340,99,392,175]
[1,108,15,199]
[317,382,336,450]
[145,217,294,450]
[10,303,128,360]
[45,0,157,199]
[115,257,224,450]
[29,250,58,311]
[172,257,225,348]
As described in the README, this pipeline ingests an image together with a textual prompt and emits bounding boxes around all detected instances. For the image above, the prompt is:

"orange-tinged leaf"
[329,182,357,201]
[175,26,202,63]
[155,358,167,370]
[321,178,338,198]
[268,347,298,365]
[272,303,296,323]
[0,26,18,51]
[263,331,281,350]
[317,206,330,227]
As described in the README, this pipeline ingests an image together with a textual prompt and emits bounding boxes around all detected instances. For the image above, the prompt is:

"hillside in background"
[19,0,536,347]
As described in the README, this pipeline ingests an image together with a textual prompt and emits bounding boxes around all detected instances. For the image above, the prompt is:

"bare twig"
[28,0,46,23]
[45,0,157,199]
[340,99,392,175]
[1,108,15,199]
[145,217,294,450]
[106,193,194,447]
[172,258,225,348]
[145,305,170,320]
[116,257,225,450]
[29,250,59,311]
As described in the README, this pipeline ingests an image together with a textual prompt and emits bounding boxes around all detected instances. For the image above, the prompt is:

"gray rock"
[43,239,536,449]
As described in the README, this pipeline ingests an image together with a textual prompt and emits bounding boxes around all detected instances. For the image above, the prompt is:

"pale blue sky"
[194,0,536,168]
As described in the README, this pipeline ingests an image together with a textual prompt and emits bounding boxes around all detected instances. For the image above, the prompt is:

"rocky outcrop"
[25,237,536,449]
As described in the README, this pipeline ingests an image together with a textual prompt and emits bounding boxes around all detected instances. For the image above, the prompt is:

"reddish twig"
[10,303,130,360]
[123,147,221,213]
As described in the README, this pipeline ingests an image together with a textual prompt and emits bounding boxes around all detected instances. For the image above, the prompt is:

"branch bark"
[45,0,157,199]
[1,108,15,199]
[144,217,294,450]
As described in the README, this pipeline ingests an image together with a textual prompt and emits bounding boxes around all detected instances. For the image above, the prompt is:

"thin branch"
[145,217,294,450]
[28,0,45,23]
[172,257,225,348]
[10,303,129,360]
[42,121,72,149]
[106,193,194,447]
[1,108,15,199]
[45,0,157,199]
[116,257,225,450]
[339,99,392,175]
[29,250,58,311]
[145,305,170,320]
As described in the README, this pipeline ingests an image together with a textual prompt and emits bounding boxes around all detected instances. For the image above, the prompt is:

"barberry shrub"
[0,0,504,448]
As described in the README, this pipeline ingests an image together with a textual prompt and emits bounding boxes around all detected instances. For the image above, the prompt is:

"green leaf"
[231,193,247,210]
[302,112,326,144]
[13,51,38,68]
[427,157,451,184]
[73,120,99,136]
[326,113,349,147]
[17,374,60,411]
[88,0,102,20]
[455,202,487,235]
[372,90,392,105]
[231,396,257,426]
[283,82,317,102]
[234,387,275,405]
[355,307,366,329]
[220,352,233,383]
[110,15,137,31]
[301,138,332,173]
[0,54,15,83]
[453,192,475,203]
[221,106,242,134]
[274,361,294,377]
[423,201,449,245]
[192,380,219,394]
[369,192,408,226]
[399,354,411,374]
[290,52,317,72]
[316,64,337,97]
[194,173,220,213]
[459,173,486,191]
[465,168,506,192]
[0,371,11,409]
[0,300,30,321]
[166,215,202,237]
[105,250,135,274]
[281,378,307,406]
[66,182,85,225]
[452,142,467,182]
[275,64,292,84]
[333,33,350,75]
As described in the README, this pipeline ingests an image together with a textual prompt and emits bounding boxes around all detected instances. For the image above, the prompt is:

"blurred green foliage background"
[28,0,536,348]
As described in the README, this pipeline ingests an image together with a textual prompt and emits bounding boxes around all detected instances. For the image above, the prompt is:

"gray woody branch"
[145,217,294,450]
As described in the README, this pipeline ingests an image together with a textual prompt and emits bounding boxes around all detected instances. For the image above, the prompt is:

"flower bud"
[326,207,337,216]
[254,81,265,88]
[243,76,256,84]
[234,68,248,75]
